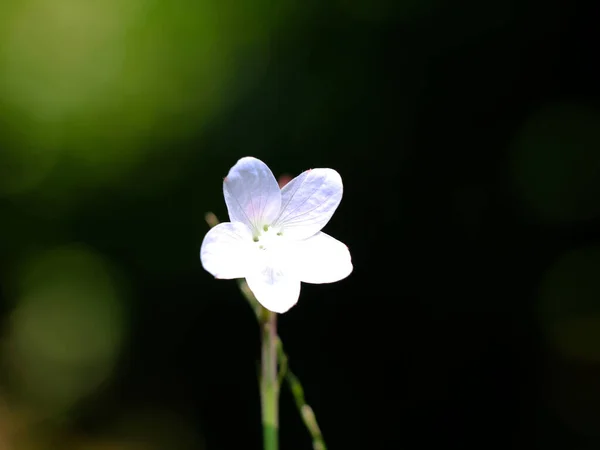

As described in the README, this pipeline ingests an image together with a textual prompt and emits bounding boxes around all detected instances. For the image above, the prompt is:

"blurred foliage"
[0,0,294,195]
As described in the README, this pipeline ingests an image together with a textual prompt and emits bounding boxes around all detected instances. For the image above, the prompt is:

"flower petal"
[246,265,301,313]
[274,168,343,240]
[289,232,352,284]
[223,157,281,231]
[200,222,255,279]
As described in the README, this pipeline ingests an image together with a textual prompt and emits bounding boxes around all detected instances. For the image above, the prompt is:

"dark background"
[1,0,600,448]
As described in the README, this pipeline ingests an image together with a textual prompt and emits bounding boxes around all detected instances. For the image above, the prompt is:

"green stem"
[277,340,327,450]
[260,309,279,450]
[207,215,326,450]
[242,279,327,450]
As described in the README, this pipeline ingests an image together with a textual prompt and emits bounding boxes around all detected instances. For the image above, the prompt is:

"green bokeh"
[0,0,290,194]
[538,245,600,363]
[4,244,126,414]
[510,103,600,223]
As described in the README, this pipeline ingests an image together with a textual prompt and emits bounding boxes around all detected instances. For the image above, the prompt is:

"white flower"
[200,156,353,313]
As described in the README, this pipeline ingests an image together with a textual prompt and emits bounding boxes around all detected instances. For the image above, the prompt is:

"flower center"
[253,224,283,250]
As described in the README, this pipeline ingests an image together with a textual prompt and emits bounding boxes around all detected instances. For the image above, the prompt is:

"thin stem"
[277,340,327,450]
[208,215,327,450]
[260,309,279,450]
[240,280,328,450]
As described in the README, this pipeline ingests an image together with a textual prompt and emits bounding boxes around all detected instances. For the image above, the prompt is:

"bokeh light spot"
[3,244,126,414]
[510,103,600,223]
[538,245,600,362]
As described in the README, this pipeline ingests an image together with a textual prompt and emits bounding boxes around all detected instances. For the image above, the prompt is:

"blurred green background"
[1,0,600,448]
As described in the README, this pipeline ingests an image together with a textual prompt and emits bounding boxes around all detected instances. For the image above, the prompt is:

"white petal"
[223,157,282,231]
[289,232,352,284]
[246,265,301,314]
[200,222,255,279]
[274,168,343,240]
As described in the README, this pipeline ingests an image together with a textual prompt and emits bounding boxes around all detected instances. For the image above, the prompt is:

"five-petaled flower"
[200,157,353,313]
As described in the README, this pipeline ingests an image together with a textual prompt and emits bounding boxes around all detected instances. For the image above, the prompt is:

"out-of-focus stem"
[276,339,327,450]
